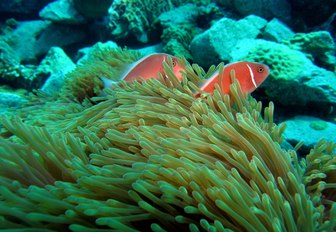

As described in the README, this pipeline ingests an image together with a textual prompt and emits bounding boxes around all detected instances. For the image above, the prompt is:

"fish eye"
[172,60,176,66]
[257,67,264,73]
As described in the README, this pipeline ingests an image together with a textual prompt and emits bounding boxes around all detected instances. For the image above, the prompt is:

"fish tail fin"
[100,76,119,89]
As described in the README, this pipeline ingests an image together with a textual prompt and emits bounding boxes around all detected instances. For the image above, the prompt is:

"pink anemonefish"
[195,61,269,97]
[102,53,184,89]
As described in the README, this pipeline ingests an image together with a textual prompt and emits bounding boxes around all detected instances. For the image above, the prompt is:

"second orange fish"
[196,61,270,97]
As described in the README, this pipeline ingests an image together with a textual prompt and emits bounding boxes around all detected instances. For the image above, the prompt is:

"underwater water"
[0,0,335,231]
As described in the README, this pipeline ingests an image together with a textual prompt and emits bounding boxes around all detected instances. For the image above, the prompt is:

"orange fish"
[102,53,184,88]
[196,61,269,97]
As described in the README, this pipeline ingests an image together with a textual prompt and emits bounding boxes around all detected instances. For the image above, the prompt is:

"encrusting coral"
[108,0,211,43]
[0,49,335,231]
[161,25,195,60]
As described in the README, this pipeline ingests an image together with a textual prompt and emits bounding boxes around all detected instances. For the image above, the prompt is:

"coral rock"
[263,18,295,42]
[40,47,76,95]
[190,15,267,67]
[283,116,336,152]
[39,0,87,25]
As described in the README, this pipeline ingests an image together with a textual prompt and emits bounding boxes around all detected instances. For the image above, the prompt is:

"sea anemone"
[0,51,335,231]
